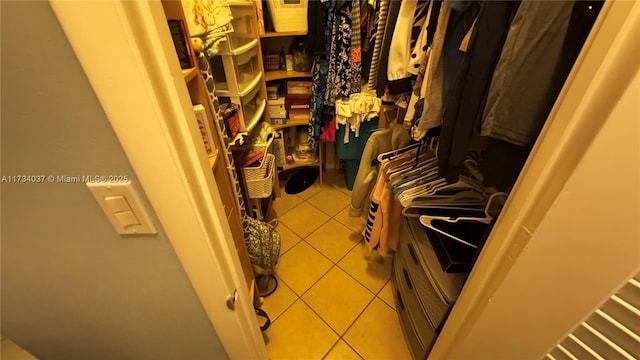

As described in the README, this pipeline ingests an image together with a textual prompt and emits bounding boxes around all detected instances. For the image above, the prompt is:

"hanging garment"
[437,1,520,183]
[325,3,360,105]
[408,0,440,76]
[363,169,386,252]
[350,124,413,217]
[335,90,382,143]
[481,0,574,147]
[309,57,330,148]
[367,0,389,90]
[410,2,452,138]
[480,0,603,190]
[308,1,334,147]
[412,1,479,140]
[386,0,422,94]
[304,0,329,57]
[374,0,402,97]
[350,0,362,94]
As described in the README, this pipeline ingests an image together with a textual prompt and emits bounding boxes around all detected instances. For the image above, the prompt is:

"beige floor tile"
[302,267,374,335]
[337,242,393,294]
[344,298,412,360]
[272,190,303,217]
[306,219,361,263]
[323,339,363,360]
[276,223,302,256]
[265,300,338,360]
[279,202,330,238]
[334,207,366,234]
[296,181,323,200]
[276,241,333,295]
[307,187,351,217]
[377,280,396,310]
[261,277,298,322]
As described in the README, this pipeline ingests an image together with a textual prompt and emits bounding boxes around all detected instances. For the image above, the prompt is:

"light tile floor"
[263,169,412,360]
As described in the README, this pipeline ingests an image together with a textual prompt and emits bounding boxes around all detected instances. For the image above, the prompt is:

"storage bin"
[213,45,262,96]
[266,0,308,32]
[243,153,275,198]
[221,4,255,52]
[219,82,265,131]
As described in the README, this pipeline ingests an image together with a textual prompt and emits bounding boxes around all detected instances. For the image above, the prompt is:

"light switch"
[104,195,131,213]
[114,210,140,228]
[86,180,157,235]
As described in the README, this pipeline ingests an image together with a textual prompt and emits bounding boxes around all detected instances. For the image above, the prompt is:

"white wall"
[440,61,640,360]
[0,2,228,359]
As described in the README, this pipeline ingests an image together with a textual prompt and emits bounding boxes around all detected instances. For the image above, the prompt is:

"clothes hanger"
[417,193,508,248]
[418,192,508,226]
[377,142,420,162]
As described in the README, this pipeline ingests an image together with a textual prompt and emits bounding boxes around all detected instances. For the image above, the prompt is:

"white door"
[49,1,267,359]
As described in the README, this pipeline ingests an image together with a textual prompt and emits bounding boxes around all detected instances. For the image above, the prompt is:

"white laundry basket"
[243,153,275,199]
[266,0,308,32]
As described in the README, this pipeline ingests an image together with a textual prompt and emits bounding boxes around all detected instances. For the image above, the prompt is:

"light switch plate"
[86,180,157,235]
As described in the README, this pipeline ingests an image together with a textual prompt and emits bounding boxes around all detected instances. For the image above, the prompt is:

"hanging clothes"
[480,0,603,190]
[308,1,332,148]
[350,124,413,217]
[325,1,362,106]
[350,0,363,94]
[367,0,389,90]
[386,0,420,94]
[374,0,402,97]
[437,1,520,183]
[481,0,574,147]
[411,1,479,140]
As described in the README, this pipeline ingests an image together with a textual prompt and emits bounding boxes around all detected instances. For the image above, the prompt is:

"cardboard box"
[285,94,311,110]
[287,81,312,95]
[288,109,310,122]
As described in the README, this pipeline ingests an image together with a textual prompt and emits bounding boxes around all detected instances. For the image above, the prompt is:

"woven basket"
[243,153,275,199]
[263,53,281,71]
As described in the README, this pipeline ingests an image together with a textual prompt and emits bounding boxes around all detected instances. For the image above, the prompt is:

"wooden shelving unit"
[182,67,198,82]
[264,70,313,82]
[260,30,307,38]
[273,117,308,131]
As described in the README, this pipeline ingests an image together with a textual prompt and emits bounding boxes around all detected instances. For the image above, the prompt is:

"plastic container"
[219,82,265,132]
[266,0,308,32]
[243,153,275,198]
[226,4,255,51]
[212,45,262,96]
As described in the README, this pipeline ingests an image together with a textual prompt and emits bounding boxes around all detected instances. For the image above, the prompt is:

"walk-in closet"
[39,0,640,359]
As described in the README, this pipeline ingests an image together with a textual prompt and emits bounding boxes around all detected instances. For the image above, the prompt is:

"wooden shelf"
[182,67,198,82]
[260,31,307,38]
[273,117,308,130]
[281,160,321,172]
[265,70,312,82]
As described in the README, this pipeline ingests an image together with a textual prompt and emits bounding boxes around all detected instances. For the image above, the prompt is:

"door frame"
[49,1,266,358]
